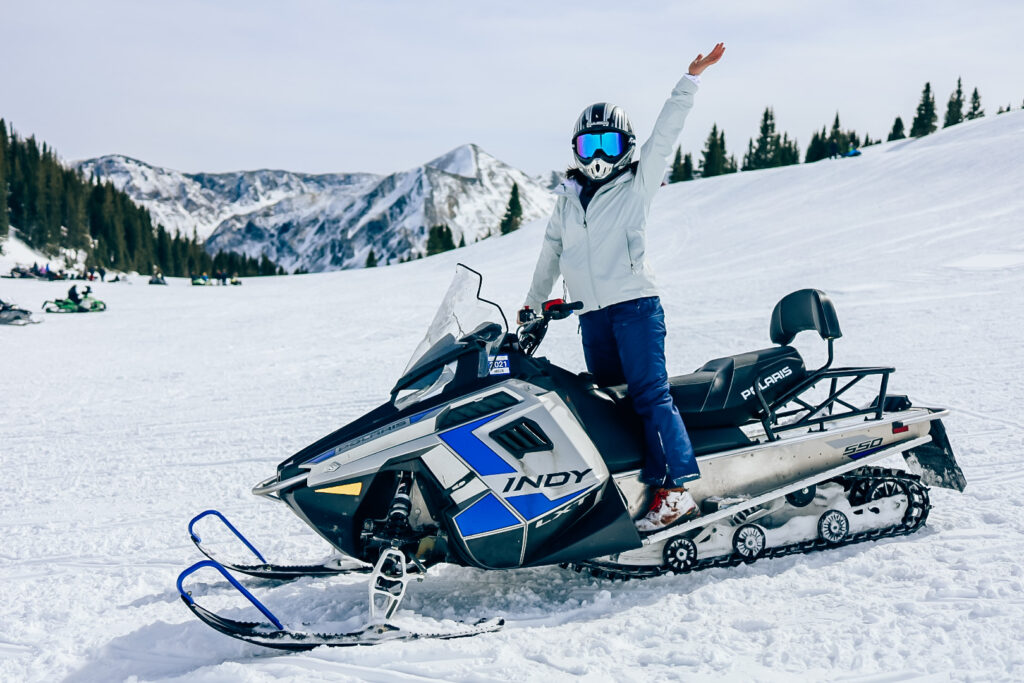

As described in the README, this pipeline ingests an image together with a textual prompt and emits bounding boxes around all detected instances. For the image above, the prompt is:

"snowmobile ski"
[188,509,371,580]
[177,558,503,650]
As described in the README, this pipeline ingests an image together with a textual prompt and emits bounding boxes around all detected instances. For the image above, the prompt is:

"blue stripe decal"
[410,406,442,424]
[439,413,515,476]
[849,445,886,460]
[506,489,587,520]
[455,493,520,537]
[308,448,338,464]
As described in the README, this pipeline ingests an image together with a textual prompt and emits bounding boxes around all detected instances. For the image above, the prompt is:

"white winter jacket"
[525,74,699,314]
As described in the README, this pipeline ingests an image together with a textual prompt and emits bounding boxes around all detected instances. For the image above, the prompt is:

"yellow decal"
[316,482,363,496]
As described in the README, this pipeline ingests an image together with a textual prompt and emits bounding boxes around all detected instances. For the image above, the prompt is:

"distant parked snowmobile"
[178,264,966,650]
[42,292,106,313]
[0,299,40,325]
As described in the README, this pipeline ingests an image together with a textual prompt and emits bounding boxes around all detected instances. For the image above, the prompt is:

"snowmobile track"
[567,467,931,581]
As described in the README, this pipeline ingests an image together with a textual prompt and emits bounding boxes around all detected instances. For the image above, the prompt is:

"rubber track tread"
[567,467,931,581]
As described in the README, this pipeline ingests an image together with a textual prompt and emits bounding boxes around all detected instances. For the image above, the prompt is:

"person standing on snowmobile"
[521,43,725,532]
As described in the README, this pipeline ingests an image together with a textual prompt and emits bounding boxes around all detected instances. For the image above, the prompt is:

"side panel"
[283,376,643,569]
[430,383,615,568]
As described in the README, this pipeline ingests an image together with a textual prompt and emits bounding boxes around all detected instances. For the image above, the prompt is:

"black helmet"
[571,103,636,182]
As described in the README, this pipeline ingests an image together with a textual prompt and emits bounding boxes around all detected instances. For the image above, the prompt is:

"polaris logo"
[501,469,591,493]
[740,366,794,401]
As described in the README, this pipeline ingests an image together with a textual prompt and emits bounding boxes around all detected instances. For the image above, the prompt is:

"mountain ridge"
[76,144,556,272]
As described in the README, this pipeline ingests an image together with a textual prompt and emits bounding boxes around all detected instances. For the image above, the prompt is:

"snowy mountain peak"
[78,145,555,273]
[426,144,482,179]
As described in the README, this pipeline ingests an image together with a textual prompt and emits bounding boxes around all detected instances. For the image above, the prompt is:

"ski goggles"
[574,131,627,159]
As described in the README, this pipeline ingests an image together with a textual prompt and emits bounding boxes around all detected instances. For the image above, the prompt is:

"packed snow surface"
[3,112,1024,681]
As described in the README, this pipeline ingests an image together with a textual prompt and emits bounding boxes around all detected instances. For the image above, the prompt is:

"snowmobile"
[42,295,106,313]
[178,264,966,650]
[0,300,40,325]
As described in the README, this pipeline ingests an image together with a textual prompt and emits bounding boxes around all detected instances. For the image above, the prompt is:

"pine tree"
[776,133,800,166]
[909,82,938,137]
[426,224,456,255]
[943,77,965,128]
[365,248,377,268]
[805,127,828,163]
[700,124,733,177]
[724,152,738,174]
[498,182,523,234]
[830,113,842,149]
[681,153,694,181]
[457,234,466,248]
[668,146,688,183]
[743,107,780,171]
[966,88,984,119]
[887,116,906,141]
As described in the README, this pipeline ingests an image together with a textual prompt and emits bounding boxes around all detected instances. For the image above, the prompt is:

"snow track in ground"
[2,112,1023,681]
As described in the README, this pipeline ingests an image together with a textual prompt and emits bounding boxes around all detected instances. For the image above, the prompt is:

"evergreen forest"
[0,119,281,277]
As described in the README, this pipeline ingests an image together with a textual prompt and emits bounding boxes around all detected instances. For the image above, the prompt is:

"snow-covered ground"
[2,112,1023,682]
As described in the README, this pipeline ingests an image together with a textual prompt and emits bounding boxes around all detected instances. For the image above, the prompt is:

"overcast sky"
[4,1,1022,177]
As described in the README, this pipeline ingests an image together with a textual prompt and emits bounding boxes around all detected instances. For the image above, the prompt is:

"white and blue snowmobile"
[178,264,966,650]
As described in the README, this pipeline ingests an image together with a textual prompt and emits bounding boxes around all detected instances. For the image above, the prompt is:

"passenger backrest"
[769,289,842,345]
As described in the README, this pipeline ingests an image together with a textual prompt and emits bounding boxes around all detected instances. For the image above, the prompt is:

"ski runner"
[521,43,725,532]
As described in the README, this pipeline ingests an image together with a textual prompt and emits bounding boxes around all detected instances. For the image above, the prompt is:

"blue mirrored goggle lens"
[575,132,624,159]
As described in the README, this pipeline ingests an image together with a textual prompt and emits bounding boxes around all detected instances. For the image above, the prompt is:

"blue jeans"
[579,297,699,488]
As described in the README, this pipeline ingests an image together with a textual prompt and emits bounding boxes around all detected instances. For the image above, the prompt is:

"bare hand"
[688,43,725,76]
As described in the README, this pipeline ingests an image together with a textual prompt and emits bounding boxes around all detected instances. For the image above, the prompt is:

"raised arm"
[635,43,725,201]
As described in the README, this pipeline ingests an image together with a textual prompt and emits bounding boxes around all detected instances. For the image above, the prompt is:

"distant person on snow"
[521,42,726,532]
[829,140,839,159]
[67,284,91,311]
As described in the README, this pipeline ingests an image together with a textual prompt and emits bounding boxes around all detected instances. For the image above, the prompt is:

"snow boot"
[635,487,699,532]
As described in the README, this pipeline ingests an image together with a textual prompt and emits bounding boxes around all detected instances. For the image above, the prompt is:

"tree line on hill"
[412,73,1018,263]
[666,78,1019,184]
[0,119,283,277]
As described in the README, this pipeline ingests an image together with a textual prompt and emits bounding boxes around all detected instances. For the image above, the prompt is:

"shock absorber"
[388,472,414,525]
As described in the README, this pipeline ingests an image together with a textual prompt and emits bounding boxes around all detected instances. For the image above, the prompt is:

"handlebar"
[543,299,584,320]
[517,299,583,356]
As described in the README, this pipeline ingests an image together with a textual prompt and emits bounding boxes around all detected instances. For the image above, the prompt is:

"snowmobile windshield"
[399,265,508,386]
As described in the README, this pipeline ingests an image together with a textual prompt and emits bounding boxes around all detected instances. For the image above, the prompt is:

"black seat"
[600,345,805,430]
[670,346,806,428]
[600,289,842,430]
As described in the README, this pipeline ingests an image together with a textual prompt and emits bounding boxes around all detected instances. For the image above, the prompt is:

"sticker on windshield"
[488,355,510,375]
